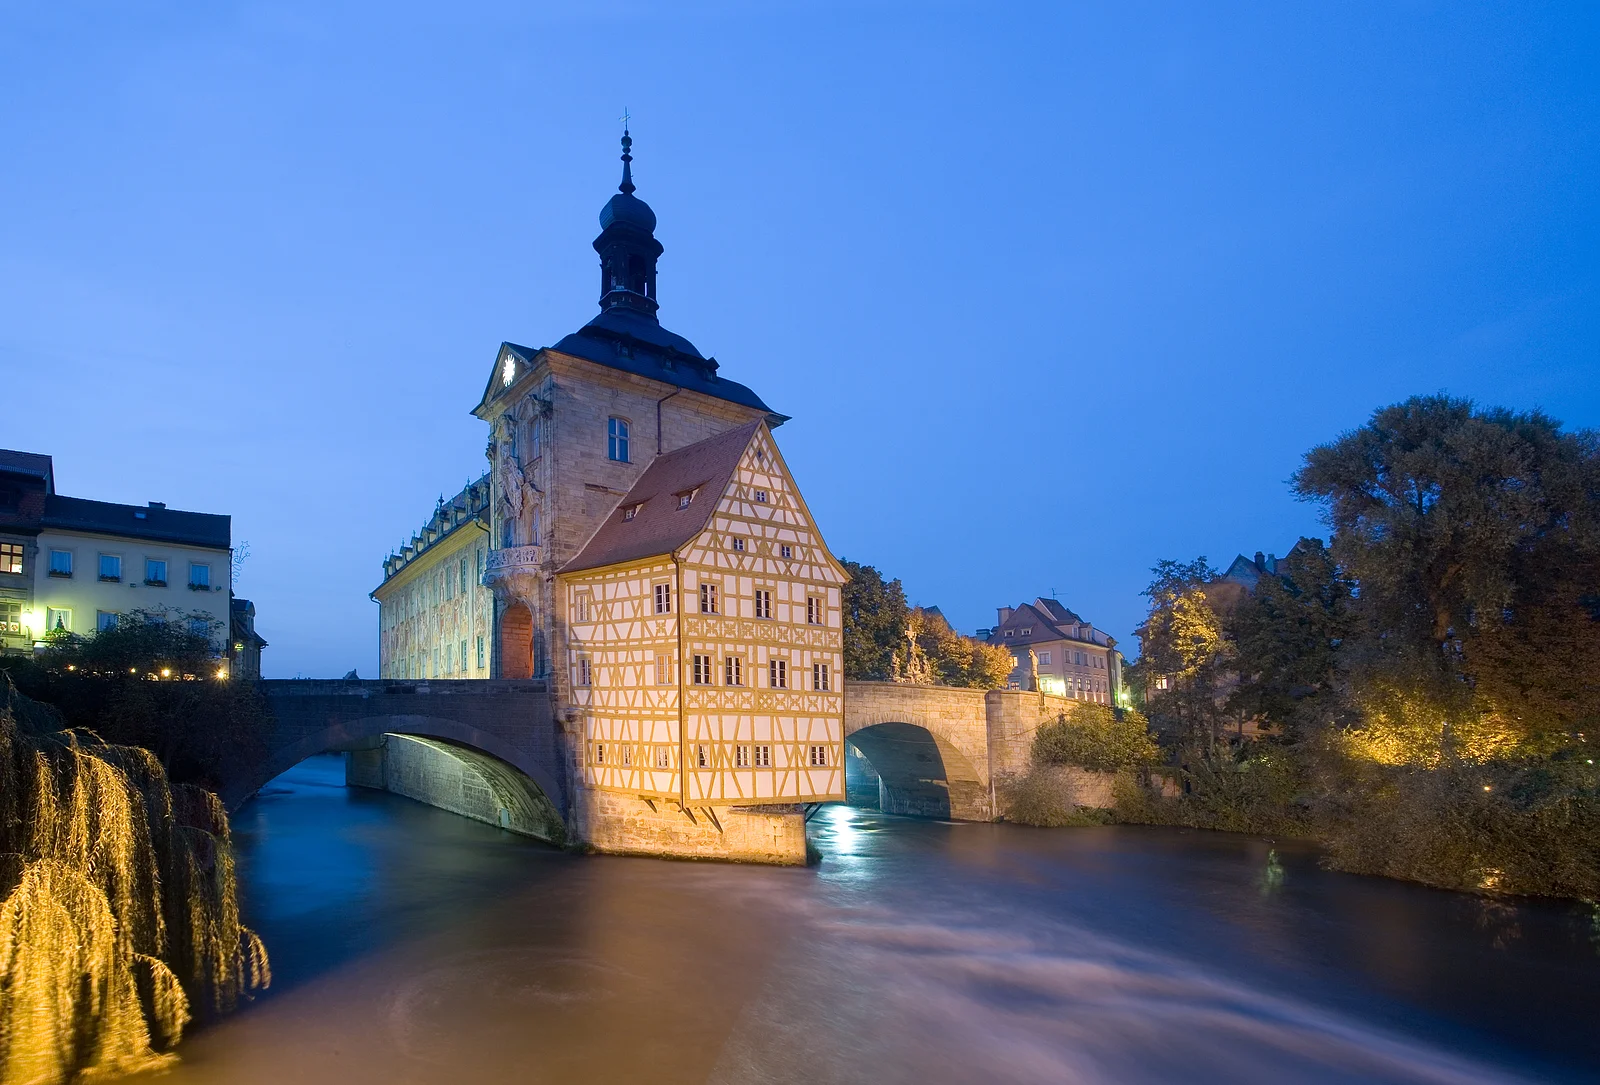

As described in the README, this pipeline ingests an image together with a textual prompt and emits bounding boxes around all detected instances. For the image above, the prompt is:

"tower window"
[608,417,631,462]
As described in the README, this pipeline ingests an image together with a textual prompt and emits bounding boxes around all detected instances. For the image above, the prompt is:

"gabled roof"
[988,598,1113,648]
[1033,597,1082,625]
[562,421,763,575]
[42,495,230,550]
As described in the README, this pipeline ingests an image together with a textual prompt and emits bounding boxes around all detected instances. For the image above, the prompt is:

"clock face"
[501,357,515,388]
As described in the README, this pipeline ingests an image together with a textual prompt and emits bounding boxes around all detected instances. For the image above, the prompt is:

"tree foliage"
[1032,703,1160,773]
[840,560,909,681]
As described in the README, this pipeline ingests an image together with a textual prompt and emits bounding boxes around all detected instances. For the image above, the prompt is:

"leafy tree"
[1228,538,1353,736]
[1134,557,1235,742]
[1293,394,1600,740]
[840,560,909,681]
[903,607,1015,690]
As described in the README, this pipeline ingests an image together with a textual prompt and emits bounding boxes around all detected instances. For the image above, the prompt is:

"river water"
[146,756,1600,1084]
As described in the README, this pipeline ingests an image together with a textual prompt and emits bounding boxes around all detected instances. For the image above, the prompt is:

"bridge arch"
[845,721,989,820]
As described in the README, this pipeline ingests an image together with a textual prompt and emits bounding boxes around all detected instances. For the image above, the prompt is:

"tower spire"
[619,110,635,195]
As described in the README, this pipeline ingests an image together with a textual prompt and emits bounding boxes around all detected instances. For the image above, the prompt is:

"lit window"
[732,537,746,552]
[189,563,210,589]
[769,659,787,688]
[754,745,771,768]
[754,589,772,619]
[0,542,21,575]
[780,545,792,559]
[144,558,167,586]
[754,490,768,503]
[806,596,821,625]
[809,745,829,767]
[1039,651,1051,665]
[654,583,672,614]
[725,655,743,686]
[654,746,671,768]
[692,654,712,685]
[0,601,20,635]
[700,583,718,613]
[48,550,72,577]
[96,610,119,632]
[607,417,630,462]
[99,554,122,582]
[735,745,750,768]
[695,744,708,768]
[813,663,830,691]
[656,654,672,684]
[46,607,71,632]
[577,657,592,685]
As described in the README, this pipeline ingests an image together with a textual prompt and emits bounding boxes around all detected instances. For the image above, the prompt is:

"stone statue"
[494,416,526,540]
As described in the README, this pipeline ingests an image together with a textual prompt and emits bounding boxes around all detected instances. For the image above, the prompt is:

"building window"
[46,607,71,633]
[769,659,787,689]
[459,558,468,594]
[654,746,671,769]
[1020,627,1032,635]
[607,417,630,462]
[813,663,830,691]
[1003,629,1014,637]
[754,745,771,768]
[809,745,830,767]
[96,610,119,632]
[477,635,485,669]
[699,583,718,613]
[0,601,20,635]
[461,639,468,672]
[754,589,772,619]
[780,545,792,559]
[0,542,21,575]
[594,742,605,765]
[577,657,592,686]
[621,745,633,767]
[189,563,210,589]
[476,547,484,579]
[754,490,768,503]
[98,554,122,582]
[725,656,743,686]
[48,550,72,577]
[189,617,211,639]
[575,593,590,622]
[1039,651,1052,665]
[656,653,672,684]
[677,490,695,510]
[731,537,746,552]
[144,558,167,586]
[623,505,638,522]
[695,745,708,768]
[503,521,516,548]
[654,583,672,614]
[735,745,750,768]
[692,654,712,685]
[806,596,821,625]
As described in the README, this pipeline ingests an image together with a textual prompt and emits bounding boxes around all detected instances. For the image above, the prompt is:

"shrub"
[1032,704,1161,772]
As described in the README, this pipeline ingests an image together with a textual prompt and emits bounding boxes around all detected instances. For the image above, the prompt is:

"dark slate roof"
[1034,598,1082,625]
[533,307,782,418]
[42,495,230,550]
[0,450,54,489]
[987,599,1112,648]
[562,421,761,574]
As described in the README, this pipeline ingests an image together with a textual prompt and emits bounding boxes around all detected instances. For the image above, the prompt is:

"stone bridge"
[233,679,566,842]
[844,681,1079,820]
[232,679,1084,855]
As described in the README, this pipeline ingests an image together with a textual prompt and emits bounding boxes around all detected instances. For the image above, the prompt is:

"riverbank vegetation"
[1013,396,1600,900]
[0,617,270,1085]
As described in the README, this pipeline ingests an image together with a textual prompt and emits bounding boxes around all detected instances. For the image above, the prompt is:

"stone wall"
[573,789,808,865]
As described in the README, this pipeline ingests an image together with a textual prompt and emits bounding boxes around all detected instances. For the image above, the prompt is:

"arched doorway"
[500,601,533,679]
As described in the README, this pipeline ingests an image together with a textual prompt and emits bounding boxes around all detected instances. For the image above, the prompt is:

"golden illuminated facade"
[562,422,846,807]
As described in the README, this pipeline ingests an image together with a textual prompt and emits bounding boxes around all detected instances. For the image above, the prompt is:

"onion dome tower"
[594,128,663,319]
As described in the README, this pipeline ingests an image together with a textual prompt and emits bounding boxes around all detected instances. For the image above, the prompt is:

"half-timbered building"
[561,421,846,810]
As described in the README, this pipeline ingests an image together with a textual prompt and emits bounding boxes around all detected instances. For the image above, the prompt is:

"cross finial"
[619,107,631,134]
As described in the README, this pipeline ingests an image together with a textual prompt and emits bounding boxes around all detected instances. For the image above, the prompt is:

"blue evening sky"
[3,3,1595,677]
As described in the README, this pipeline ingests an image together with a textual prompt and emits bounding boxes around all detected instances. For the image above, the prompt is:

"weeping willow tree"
[0,682,269,1085]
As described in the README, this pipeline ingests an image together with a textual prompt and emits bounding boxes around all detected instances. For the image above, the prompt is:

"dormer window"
[677,489,696,510]
[622,504,640,522]
[1003,629,1014,637]
[1020,627,1033,635]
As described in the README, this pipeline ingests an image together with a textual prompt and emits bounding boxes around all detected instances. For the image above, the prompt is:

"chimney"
[997,606,1014,626]
[149,501,166,509]
[1254,551,1265,569]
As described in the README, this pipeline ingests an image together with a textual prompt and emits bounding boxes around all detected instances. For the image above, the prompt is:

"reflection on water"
[147,756,1599,1084]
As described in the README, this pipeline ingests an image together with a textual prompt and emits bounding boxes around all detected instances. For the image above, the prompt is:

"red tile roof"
[561,421,761,574]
